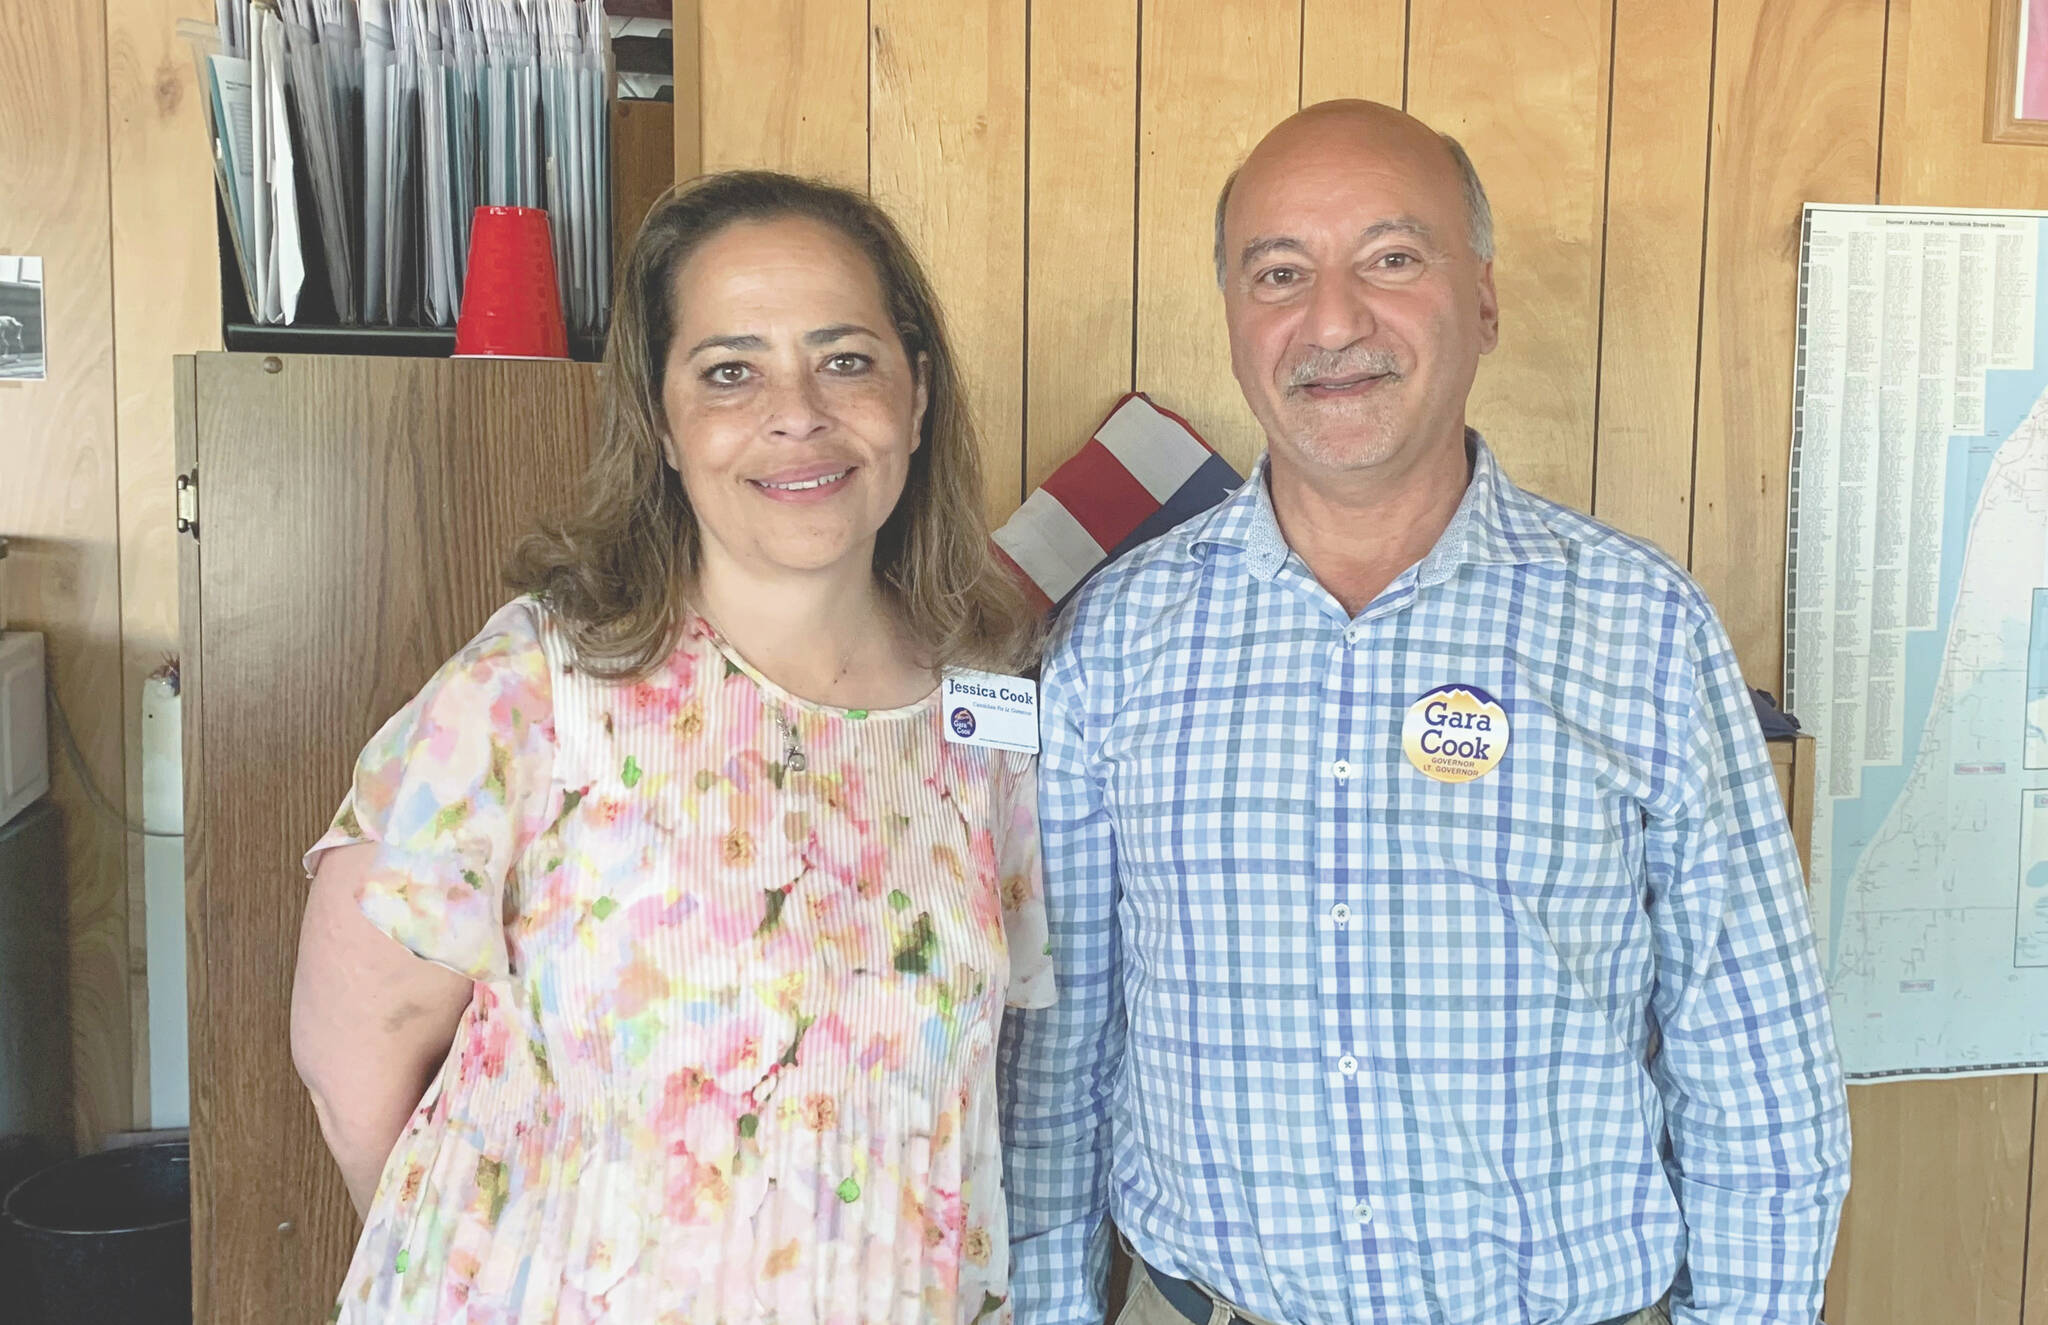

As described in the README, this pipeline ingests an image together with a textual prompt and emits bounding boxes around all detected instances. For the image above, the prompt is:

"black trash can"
[0,1136,64,1325]
[2,1140,191,1325]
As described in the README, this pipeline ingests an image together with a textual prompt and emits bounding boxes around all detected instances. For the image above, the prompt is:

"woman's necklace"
[773,707,807,774]
[698,606,810,777]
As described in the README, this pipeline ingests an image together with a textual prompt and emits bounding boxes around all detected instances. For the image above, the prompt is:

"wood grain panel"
[187,354,597,1323]
[1299,0,1408,109]
[870,0,1028,521]
[1692,0,1883,688]
[1024,0,1138,489]
[1591,0,1713,559]
[614,98,677,258]
[673,0,702,181]
[1824,1077,2035,1325]
[187,353,362,1323]
[0,0,132,1148]
[1134,0,1301,474]
[1406,0,1610,510]
[2028,1079,2047,1325]
[105,0,224,1124]
[699,0,868,186]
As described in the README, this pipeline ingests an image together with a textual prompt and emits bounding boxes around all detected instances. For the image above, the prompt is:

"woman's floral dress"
[303,598,1054,1324]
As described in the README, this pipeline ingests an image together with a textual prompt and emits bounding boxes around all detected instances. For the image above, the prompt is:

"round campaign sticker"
[949,707,977,739]
[1401,684,1509,783]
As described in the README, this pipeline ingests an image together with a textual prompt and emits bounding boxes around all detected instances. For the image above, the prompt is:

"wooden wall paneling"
[2028,1079,2047,1325]
[614,98,678,258]
[0,0,133,1148]
[869,0,1029,521]
[105,0,224,1125]
[1029,14,1135,1289]
[699,0,869,186]
[1299,0,1408,110]
[672,0,702,181]
[1824,1077,2035,1325]
[1590,0,1713,559]
[1134,0,1303,474]
[1024,0,1138,489]
[1405,0,1612,510]
[187,353,599,1322]
[1691,0,1884,688]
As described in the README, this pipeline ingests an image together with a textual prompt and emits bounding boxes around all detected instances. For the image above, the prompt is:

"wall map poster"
[1786,203,2048,1079]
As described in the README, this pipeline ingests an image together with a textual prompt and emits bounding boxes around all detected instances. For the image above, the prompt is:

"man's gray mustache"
[1287,349,1401,387]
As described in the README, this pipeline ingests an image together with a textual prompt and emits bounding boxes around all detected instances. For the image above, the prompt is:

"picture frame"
[1987,0,2048,145]
[0,256,46,383]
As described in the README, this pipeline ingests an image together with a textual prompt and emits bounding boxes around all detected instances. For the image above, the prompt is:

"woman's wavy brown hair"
[508,170,1037,682]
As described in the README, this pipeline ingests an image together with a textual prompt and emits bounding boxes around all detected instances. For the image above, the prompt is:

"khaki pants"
[1113,1262,1672,1325]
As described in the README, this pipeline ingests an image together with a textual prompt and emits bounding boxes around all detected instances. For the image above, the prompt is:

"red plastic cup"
[454,206,570,359]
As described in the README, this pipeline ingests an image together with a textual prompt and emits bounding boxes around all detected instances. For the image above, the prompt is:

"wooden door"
[177,352,597,1323]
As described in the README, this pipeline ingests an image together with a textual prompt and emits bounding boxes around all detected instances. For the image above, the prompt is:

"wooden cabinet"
[176,353,597,1323]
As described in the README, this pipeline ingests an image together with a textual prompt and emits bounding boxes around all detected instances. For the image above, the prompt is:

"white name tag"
[940,670,1039,754]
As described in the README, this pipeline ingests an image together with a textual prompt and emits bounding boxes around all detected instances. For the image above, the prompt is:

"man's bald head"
[1215,97,1501,484]
[1213,100,1493,287]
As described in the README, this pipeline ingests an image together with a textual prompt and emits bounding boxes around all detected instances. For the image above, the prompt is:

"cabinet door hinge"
[176,469,198,541]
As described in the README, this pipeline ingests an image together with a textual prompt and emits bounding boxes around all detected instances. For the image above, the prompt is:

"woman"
[291,171,1052,1324]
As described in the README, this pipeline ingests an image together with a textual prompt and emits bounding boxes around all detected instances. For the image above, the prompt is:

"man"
[1000,100,1850,1325]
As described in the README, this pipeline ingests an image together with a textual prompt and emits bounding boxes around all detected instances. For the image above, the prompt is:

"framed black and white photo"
[0,256,46,383]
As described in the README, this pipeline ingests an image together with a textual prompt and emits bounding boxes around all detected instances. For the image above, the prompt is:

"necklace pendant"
[772,708,806,774]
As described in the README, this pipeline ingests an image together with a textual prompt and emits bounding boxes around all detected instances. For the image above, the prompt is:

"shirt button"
[1353,1200,1374,1224]
[1331,759,1353,781]
[1330,902,1351,924]
[1337,1053,1358,1076]
[1343,625,1363,644]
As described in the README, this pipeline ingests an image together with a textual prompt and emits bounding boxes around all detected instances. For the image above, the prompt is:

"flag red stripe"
[1038,438,1158,551]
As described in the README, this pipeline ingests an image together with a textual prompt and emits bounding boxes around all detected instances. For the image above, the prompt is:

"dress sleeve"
[994,750,1055,1010]
[302,600,558,983]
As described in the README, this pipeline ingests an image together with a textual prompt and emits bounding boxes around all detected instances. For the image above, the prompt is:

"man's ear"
[1475,262,1501,355]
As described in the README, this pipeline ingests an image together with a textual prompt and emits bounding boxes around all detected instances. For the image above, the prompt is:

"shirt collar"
[1192,430,1567,585]
[1190,458,1292,581]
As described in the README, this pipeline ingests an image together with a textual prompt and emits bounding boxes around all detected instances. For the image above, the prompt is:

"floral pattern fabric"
[305,598,1052,1324]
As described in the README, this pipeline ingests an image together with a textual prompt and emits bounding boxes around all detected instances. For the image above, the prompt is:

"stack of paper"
[180,0,613,338]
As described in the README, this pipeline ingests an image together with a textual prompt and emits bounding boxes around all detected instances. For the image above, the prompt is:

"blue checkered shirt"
[999,436,1850,1325]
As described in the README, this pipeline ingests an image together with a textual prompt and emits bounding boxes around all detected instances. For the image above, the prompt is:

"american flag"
[993,393,1244,615]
